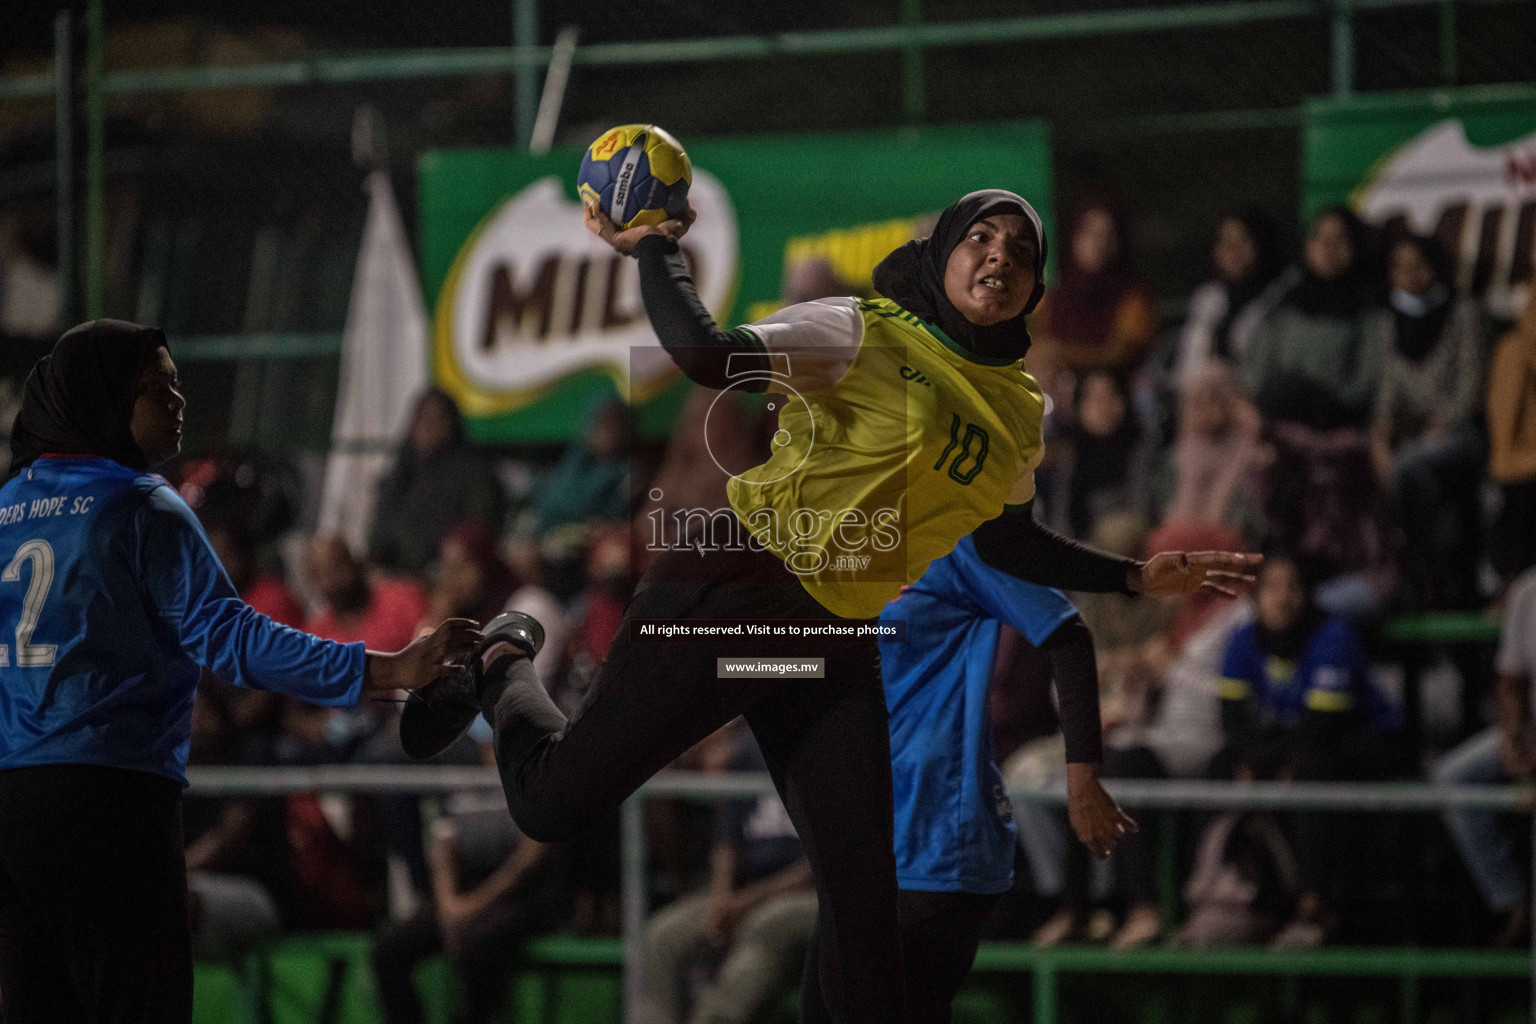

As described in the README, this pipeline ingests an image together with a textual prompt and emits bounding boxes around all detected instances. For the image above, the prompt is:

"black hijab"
[8,319,167,480]
[872,189,1047,362]
[1212,206,1288,359]
[1286,205,1379,320]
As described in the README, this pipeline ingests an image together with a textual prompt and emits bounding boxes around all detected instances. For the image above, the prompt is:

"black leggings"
[485,542,902,1024]
[801,890,1001,1024]
[0,764,192,1024]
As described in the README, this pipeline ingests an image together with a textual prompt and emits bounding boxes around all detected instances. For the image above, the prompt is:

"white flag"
[317,170,428,553]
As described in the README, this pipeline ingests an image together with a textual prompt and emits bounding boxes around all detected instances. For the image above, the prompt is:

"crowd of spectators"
[168,198,1536,1018]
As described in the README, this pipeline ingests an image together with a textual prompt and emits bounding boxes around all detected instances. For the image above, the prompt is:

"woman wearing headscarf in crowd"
[369,388,507,576]
[424,522,520,631]
[1215,552,1404,947]
[1245,206,1387,432]
[1370,232,1489,608]
[1035,200,1158,377]
[1046,369,1157,539]
[1175,207,1296,384]
[1247,207,1398,616]
[1158,360,1263,537]
[530,394,631,539]
[1487,291,1536,584]
[0,320,480,1024]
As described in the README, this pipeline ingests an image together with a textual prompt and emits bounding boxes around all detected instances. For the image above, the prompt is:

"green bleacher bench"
[1382,612,1501,644]
[198,935,1528,1024]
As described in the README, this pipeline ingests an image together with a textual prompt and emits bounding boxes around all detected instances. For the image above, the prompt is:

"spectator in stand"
[1175,208,1296,385]
[1033,200,1158,383]
[634,386,765,575]
[1045,370,1156,539]
[237,699,385,931]
[1216,553,1402,947]
[1371,232,1489,609]
[1487,294,1536,583]
[306,535,430,652]
[1158,362,1264,537]
[1248,208,1397,617]
[504,539,570,688]
[202,522,308,738]
[183,689,282,956]
[637,724,816,1024]
[370,741,558,1024]
[369,388,506,575]
[424,522,518,630]
[530,395,630,540]
[1433,563,1536,946]
[1245,206,1386,432]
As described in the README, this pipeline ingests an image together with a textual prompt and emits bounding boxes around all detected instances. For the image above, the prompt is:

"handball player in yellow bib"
[446,190,1258,1024]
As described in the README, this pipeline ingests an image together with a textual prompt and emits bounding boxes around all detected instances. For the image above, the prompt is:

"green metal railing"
[8,0,1534,328]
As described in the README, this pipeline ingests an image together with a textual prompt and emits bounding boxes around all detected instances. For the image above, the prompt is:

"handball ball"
[578,124,692,230]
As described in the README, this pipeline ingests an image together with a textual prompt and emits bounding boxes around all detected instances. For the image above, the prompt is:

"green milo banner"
[1305,84,1536,320]
[418,122,1052,442]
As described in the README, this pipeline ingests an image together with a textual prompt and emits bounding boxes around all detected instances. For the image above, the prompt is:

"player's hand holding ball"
[578,123,696,255]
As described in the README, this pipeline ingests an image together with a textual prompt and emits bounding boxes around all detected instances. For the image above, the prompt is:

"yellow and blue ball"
[577,124,693,230]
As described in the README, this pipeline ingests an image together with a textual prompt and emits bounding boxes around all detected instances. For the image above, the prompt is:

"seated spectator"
[369,388,507,575]
[1175,207,1296,384]
[557,527,632,716]
[1158,362,1263,536]
[1371,232,1489,608]
[305,535,429,652]
[505,539,571,689]
[635,386,765,575]
[530,394,630,540]
[1488,295,1536,583]
[637,725,816,1024]
[1033,200,1157,389]
[424,522,517,629]
[1044,370,1156,539]
[202,521,307,738]
[212,699,382,932]
[184,689,281,955]
[370,742,559,1024]
[1433,564,1536,946]
[1216,553,1403,947]
[1246,206,1386,432]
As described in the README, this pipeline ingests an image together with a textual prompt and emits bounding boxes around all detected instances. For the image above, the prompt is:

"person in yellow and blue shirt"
[0,320,482,1024]
[1216,551,1401,947]
[442,190,1259,1023]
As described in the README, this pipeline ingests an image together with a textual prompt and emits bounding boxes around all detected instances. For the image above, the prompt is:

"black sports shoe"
[399,611,545,761]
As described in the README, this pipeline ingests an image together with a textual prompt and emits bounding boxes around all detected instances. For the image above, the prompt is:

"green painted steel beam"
[84,0,104,320]
[973,943,1533,977]
[172,332,343,360]
[3,0,1529,99]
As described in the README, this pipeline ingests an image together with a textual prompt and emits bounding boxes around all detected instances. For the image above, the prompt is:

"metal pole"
[53,9,74,327]
[621,795,647,1024]
[84,0,104,320]
[512,0,538,149]
[1438,0,1458,85]
[1529,811,1534,1024]
[901,0,925,124]
[1330,0,1355,98]
[529,25,579,155]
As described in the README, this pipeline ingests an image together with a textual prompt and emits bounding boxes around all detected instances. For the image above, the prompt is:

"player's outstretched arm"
[585,202,774,391]
[1127,551,1263,598]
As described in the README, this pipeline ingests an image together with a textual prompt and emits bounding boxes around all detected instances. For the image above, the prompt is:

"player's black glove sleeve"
[635,235,773,391]
[972,501,1139,594]
[1040,615,1104,765]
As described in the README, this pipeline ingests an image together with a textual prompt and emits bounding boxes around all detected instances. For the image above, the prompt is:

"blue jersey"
[1218,616,1402,732]
[0,457,363,785]
[879,535,1078,894]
